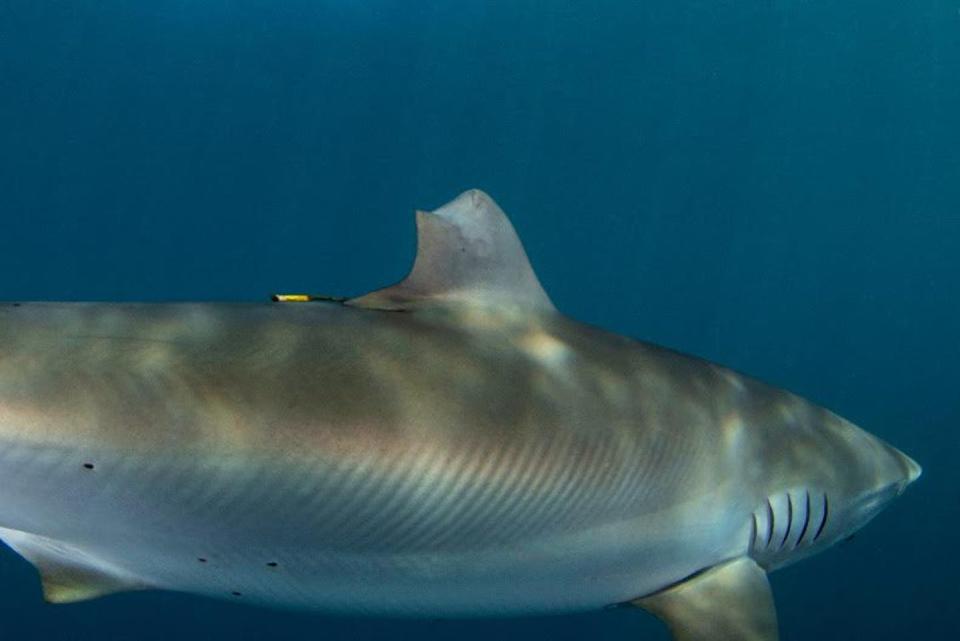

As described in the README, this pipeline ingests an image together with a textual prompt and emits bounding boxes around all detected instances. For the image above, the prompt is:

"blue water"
[0,2,957,639]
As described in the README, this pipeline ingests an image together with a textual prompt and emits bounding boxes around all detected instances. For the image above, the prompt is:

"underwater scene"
[0,2,957,640]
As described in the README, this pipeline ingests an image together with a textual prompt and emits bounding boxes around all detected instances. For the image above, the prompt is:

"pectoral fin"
[38,561,140,604]
[633,557,779,641]
[0,527,145,604]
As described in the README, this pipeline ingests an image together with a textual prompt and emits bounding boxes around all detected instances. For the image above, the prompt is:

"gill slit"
[795,490,812,546]
[764,498,775,547]
[779,493,793,549]
[813,492,829,542]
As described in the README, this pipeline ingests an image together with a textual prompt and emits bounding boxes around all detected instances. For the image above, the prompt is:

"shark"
[0,190,919,640]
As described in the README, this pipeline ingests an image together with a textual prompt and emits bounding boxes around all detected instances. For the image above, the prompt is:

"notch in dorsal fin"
[347,189,556,312]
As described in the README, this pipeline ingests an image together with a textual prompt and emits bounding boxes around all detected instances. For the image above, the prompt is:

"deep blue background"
[1,1,957,639]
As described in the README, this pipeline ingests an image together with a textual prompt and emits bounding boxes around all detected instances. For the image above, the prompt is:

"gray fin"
[632,557,779,641]
[347,189,556,312]
[38,560,140,604]
[0,527,144,604]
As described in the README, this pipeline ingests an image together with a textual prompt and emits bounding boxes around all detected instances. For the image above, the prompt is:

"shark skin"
[0,190,919,640]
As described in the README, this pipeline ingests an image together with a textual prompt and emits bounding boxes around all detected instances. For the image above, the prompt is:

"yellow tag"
[272,294,312,303]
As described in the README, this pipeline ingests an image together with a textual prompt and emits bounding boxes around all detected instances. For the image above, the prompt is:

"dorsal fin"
[347,189,556,312]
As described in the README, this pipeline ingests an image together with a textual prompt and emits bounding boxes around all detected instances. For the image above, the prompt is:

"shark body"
[0,191,919,639]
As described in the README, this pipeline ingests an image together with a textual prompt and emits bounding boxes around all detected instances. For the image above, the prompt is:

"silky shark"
[0,190,919,640]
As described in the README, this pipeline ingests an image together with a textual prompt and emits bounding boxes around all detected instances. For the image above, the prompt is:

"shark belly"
[0,429,748,615]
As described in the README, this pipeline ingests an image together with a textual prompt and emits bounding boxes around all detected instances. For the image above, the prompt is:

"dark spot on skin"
[231,591,242,597]
[266,562,278,568]
[82,463,95,470]
[197,558,208,563]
